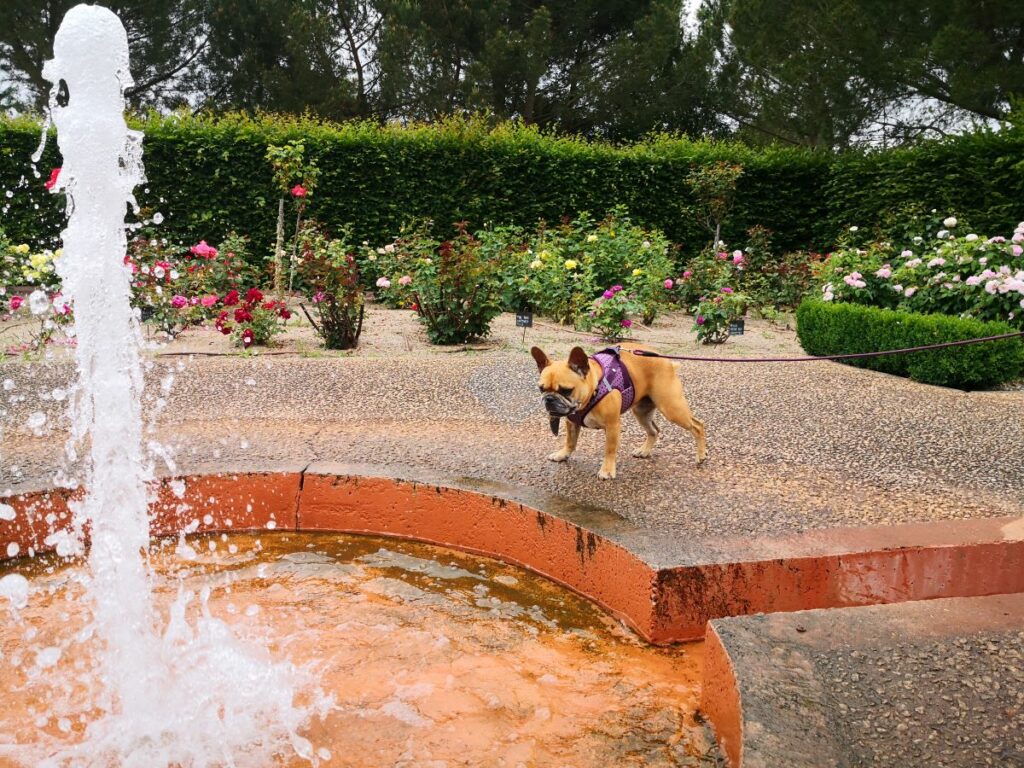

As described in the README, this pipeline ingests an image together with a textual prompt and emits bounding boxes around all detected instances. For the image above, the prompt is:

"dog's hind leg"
[652,382,707,464]
[631,396,660,458]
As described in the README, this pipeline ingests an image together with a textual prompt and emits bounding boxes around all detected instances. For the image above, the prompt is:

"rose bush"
[815,216,1024,328]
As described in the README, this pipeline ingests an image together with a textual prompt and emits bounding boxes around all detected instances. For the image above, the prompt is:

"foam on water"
[16,5,327,765]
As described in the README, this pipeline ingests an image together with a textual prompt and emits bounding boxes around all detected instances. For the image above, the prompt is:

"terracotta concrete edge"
[701,623,743,768]
[3,465,1024,646]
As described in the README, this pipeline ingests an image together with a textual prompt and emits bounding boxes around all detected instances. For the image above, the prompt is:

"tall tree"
[0,0,209,111]
[702,0,1024,147]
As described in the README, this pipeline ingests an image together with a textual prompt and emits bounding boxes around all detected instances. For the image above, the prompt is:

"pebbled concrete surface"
[3,335,1022,543]
[709,593,1024,768]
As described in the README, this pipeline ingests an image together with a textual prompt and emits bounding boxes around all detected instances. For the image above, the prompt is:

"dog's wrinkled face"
[531,347,594,433]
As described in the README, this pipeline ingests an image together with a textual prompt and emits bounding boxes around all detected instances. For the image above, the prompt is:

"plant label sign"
[516,308,533,328]
[728,318,745,336]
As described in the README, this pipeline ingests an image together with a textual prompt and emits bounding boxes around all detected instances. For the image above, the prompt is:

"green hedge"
[796,300,1024,390]
[2,113,1023,266]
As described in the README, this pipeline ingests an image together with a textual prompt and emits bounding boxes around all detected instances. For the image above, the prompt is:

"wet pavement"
[708,593,1024,768]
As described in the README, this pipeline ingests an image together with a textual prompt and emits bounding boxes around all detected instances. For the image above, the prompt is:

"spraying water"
[29,5,326,765]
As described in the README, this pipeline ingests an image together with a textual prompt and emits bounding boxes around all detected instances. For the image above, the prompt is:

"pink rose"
[291,184,308,198]
[200,294,219,308]
[611,284,623,293]
[398,275,412,286]
[9,296,23,311]
[682,270,693,279]
[720,286,734,294]
[376,277,391,289]
[190,240,218,259]
[621,319,633,328]
[171,295,187,308]
[717,252,728,260]
[603,289,614,299]
[732,250,744,264]
[696,315,706,325]
[1013,245,1023,257]
[44,167,61,191]
[663,279,674,289]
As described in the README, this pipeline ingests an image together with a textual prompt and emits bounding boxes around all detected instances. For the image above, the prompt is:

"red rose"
[245,288,264,304]
[44,167,61,191]
[223,289,240,307]
[241,329,254,348]
[234,308,252,323]
[279,308,291,320]
[9,296,24,311]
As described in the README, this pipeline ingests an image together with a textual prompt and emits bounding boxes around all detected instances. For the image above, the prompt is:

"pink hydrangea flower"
[170,295,187,309]
[875,265,892,278]
[1013,245,1023,257]
[904,287,917,297]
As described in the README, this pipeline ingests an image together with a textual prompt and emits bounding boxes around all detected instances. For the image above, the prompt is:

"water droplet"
[6,542,20,558]
[0,504,15,521]
[4,191,12,199]
[151,212,164,224]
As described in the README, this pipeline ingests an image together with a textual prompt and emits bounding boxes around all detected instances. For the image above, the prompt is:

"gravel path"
[2,308,1023,542]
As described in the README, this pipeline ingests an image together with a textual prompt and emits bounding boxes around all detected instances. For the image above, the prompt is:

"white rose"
[849,226,859,232]
[943,216,957,228]
[965,234,978,242]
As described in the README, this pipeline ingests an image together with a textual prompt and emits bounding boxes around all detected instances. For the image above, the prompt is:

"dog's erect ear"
[530,346,551,372]
[568,347,590,379]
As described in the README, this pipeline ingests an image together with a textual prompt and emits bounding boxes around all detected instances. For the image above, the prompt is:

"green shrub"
[296,225,364,350]
[796,300,1024,389]
[377,222,503,345]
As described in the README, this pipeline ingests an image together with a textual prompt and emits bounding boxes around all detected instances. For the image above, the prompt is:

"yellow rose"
[15,244,30,255]
[564,259,578,270]
[530,259,543,270]
[632,268,643,277]
[539,250,551,260]
[586,234,598,243]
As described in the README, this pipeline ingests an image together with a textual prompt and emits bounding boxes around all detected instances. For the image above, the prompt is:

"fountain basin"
[4,464,1024,646]
[0,530,714,766]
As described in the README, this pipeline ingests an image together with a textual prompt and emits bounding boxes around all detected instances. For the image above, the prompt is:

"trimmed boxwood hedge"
[2,114,1023,267]
[796,300,1024,390]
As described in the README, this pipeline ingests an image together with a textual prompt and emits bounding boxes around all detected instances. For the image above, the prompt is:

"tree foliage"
[0,0,1021,146]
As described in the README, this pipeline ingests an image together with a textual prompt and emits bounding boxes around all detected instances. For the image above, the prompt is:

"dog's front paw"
[631,447,653,459]
[547,450,571,463]
[597,467,616,480]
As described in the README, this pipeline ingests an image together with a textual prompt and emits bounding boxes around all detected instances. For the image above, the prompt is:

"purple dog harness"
[567,346,636,427]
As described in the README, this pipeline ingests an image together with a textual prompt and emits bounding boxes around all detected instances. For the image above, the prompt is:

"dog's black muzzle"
[542,393,577,435]
[542,392,575,417]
